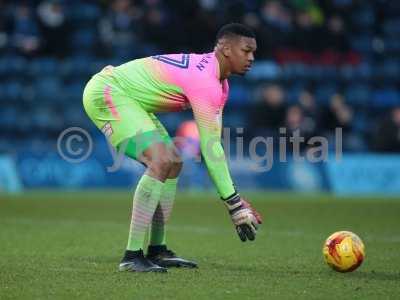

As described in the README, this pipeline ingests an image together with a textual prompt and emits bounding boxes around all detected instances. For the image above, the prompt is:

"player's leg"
[83,77,168,272]
[145,114,180,246]
[119,142,174,272]
[144,115,197,268]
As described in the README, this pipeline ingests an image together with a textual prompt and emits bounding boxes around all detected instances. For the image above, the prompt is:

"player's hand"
[241,198,263,225]
[223,194,262,242]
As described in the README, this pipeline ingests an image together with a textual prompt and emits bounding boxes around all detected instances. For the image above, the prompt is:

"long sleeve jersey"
[111,52,235,198]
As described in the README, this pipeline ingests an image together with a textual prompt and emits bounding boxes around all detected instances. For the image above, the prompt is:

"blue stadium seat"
[384,37,400,52]
[67,2,101,24]
[31,108,53,129]
[70,29,97,52]
[62,81,86,104]
[353,62,373,81]
[379,59,400,80]
[229,84,251,106]
[281,63,308,81]
[351,6,375,29]
[372,88,400,107]
[246,61,280,80]
[383,19,400,36]
[15,114,33,134]
[314,84,338,105]
[340,61,373,82]
[0,56,27,78]
[29,57,59,77]
[2,81,23,102]
[0,106,18,128]
[383,1,400,16]
[345,84,371,106]
[33,77,62,104]
[60,56,93,79]
[352,112,369,133]
[286,82,307,104]
[350,35,373,53]
[222,111,246,128]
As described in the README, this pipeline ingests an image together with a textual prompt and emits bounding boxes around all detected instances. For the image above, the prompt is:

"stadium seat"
[31,108,53,129]
[0,106,18,129]
[66,2,101,25]
[351,6,375,30]
[379,59,400,80]
[286,82,307,104]
[60,56,94,80]
[33,77,62,104]
[350,35,373,54]
[2,81,23,102]
[372,88,400,107]
[29,58,60,77]
[383,19,400,36]
[70,29,97,53]
[246,61,281,80]
[314,84,338,105]
[384,37,400,53]
[345,84,371,106]
[61,81,86,108]
[229,84,251,106]
[0,56,27,78]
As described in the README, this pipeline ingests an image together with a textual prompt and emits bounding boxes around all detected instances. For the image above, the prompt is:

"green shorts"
[82,69,172,159]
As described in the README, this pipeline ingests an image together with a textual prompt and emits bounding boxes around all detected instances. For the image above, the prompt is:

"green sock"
[126,174,164,251]
[149,178,178,246]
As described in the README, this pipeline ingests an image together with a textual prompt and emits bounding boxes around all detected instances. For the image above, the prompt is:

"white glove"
[223,194,260,242]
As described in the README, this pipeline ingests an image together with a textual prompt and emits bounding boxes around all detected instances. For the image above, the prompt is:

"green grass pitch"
[1,191,399,299]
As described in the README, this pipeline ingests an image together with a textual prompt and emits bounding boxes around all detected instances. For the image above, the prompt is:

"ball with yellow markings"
[323,231,365,272]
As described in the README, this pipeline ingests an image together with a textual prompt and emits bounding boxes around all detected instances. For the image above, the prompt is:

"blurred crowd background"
[1,0,400,154]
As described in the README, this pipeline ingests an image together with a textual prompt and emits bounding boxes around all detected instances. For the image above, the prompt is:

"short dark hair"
[216,23,255,43]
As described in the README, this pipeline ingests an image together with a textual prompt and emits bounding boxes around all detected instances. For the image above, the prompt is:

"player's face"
[229,37,257,75]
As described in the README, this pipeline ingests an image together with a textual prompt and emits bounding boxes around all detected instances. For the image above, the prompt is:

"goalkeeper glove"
[223,194,262,242]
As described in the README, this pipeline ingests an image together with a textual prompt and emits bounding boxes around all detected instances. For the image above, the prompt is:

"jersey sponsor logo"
[101,122,113,138]
[151,54,190,69]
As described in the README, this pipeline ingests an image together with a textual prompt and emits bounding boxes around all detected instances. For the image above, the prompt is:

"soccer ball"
[322,231,365,272]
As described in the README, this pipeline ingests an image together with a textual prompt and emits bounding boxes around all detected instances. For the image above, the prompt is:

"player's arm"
[188,88,235,199]
[188,88,262,241]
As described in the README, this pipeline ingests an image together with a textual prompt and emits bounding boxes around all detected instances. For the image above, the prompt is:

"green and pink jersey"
[86,52,236,198]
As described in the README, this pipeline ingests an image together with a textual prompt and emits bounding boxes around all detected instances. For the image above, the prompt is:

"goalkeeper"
[83,23,262,273]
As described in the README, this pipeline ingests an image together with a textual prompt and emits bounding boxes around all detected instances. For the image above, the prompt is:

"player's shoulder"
[188,52,217,75]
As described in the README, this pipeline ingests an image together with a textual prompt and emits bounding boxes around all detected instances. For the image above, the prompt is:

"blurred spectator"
[285,105,304,131]
[37,0,70,57]
[141,0,173,52]
[373,107,400,152]
[12,3,41,57]
[261,1,291,31]
[252,0,292,58]
[249,84,287,137]
[284,104,317,151]
[323,15,349,53]
[323,94,354,134]
[0,1,12,53]
[290,8,321,53]
[298,89,319,135]
[98,0,143,58]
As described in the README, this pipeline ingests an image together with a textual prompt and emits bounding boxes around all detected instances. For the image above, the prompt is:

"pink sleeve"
[185,86,236,199]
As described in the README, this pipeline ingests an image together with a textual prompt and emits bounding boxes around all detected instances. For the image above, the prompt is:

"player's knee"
[167,150,183,178]
[148,157,174,178]
[171,160,183,176]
